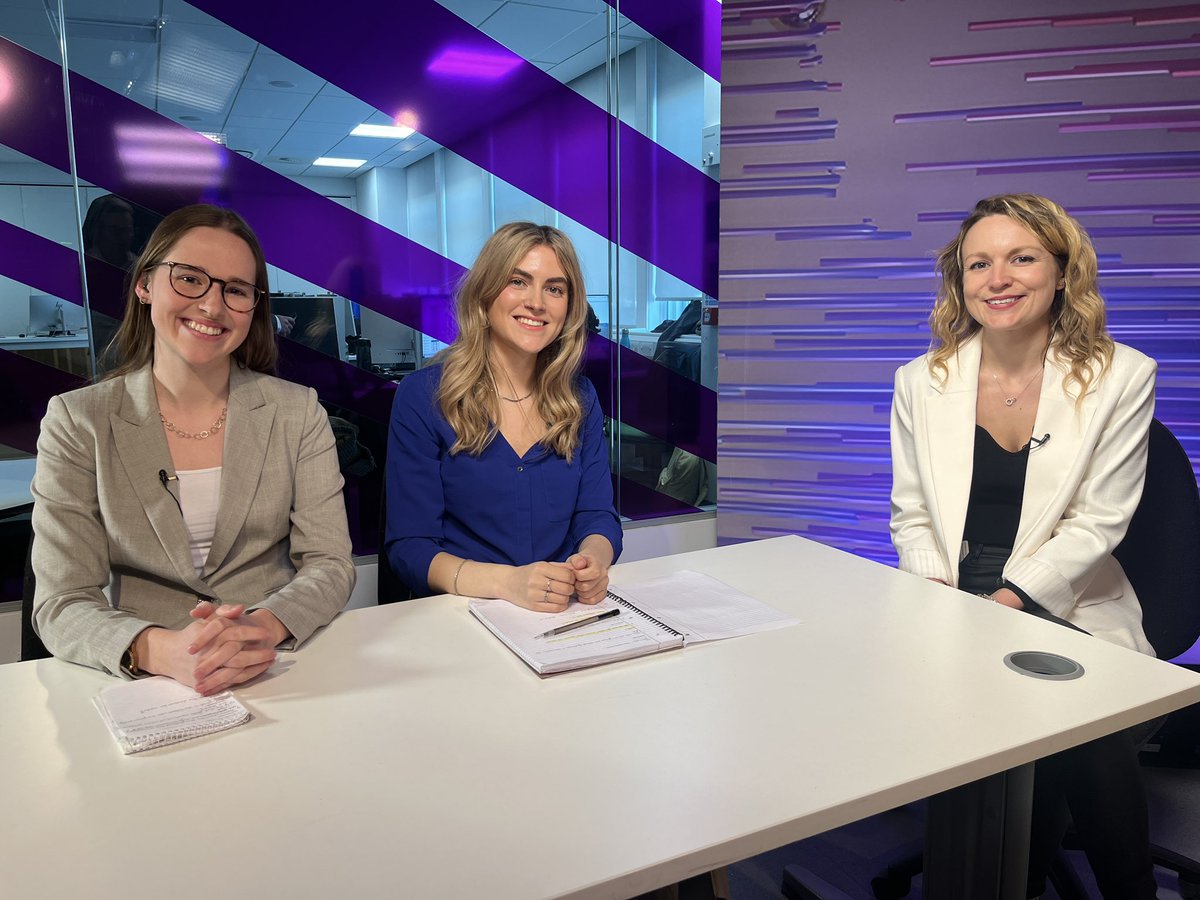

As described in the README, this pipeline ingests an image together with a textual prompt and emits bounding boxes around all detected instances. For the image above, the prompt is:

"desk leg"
[924,763,1034,900]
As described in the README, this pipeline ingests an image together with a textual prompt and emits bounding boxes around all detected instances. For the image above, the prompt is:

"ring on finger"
[545,577,551,591]
[543,589,549,602]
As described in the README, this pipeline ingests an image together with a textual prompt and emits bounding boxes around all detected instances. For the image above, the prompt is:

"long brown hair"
[105,204,276,379]
[437,222,590,460]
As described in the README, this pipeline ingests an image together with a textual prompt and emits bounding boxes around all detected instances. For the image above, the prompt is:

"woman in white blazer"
[891,194,1156,899]
[32,205,354,694]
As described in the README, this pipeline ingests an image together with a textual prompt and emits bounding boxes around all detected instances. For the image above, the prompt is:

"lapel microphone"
[158,469,182,514]
[1030,433,1051,450]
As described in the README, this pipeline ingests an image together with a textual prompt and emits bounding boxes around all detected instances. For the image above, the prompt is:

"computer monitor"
[358,307,416,368]
[29,295,88,336]
[271,295,344,360]
[417,332,449,367]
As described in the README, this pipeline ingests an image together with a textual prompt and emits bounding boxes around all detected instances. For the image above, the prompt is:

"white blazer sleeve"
[890,362,953,582]
[1004,354,1156,617]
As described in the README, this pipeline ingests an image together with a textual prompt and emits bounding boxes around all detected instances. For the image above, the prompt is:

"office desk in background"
[0,334,92,378]
[2,535,1198,900]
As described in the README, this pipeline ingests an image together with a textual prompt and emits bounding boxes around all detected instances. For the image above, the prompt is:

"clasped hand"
[505,552,610,611]
[147,602,281,695]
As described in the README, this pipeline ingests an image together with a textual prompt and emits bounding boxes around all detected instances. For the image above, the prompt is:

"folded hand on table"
[568,552,610,604]
[137,603,286,695]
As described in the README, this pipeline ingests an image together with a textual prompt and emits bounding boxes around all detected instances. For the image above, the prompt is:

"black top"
[963,425,1029,547]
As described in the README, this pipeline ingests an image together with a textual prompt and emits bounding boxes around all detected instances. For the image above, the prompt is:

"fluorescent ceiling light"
[313,157,366,168]
[351,123,415,139]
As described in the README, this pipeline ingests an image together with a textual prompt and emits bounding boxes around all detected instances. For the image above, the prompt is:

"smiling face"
[961,214,1064,342]
[136,226,257,377]
[485,243,569,366]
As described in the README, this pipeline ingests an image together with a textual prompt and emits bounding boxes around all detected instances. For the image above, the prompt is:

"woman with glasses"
[31,204,354,693]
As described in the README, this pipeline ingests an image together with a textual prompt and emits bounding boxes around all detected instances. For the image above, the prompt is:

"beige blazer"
[890,336,1156,655]
[31,364,355,676]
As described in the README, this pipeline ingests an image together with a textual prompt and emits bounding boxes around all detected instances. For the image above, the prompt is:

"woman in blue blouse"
[385,222,622,607]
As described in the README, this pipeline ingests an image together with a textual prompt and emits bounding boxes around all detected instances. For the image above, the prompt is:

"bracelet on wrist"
[452,559,468,596]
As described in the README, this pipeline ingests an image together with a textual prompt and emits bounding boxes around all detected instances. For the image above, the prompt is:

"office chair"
[788,419,1200,900]
[376,475,415,604]
[20,528,52,661]
[1051,418,1200,900]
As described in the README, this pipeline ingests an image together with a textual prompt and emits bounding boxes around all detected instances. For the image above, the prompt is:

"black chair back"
[376,475,415,604]
[20,533,51,661]
[1114,419,1200,662]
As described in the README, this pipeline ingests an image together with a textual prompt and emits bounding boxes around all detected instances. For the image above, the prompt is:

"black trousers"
[959,543,1158,900]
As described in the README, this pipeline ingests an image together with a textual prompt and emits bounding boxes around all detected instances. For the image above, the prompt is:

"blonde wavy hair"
[929,193,1113,404]
[437,222,590,460]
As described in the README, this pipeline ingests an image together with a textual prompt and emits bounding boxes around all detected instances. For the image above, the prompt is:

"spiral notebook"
[93,676,251,754]
[468,570,798,675]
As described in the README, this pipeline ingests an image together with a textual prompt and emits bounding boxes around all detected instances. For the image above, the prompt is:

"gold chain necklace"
[160,407,227,440]
[990,369,1042,408]
[499,391,533,403]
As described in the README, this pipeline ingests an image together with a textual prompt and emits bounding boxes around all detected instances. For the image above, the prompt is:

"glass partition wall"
[0,0,719,563]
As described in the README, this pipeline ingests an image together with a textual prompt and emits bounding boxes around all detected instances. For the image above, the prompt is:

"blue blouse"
[384,364,623,596]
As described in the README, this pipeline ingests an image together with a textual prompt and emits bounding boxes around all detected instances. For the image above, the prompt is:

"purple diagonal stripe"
[603,0,721,80]
[0,39,70,173]
[189,0,718,299]
[0,219,83,303]
[0,352,87,453]
[0,36,715,462]
[586,337,716,462]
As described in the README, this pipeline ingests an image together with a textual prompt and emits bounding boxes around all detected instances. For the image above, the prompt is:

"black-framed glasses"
[152,261,263,313]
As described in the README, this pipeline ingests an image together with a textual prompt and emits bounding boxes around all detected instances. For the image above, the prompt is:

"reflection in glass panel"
[45,0,717,527]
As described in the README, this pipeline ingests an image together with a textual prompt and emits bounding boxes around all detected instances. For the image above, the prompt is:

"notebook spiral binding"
[607,590,685,639]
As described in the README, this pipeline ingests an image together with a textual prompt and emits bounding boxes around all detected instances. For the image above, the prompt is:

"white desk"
[0,334,90,352]
[3,535,1199,899]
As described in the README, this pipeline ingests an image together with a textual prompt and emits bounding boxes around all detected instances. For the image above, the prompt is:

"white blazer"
[890,335,1156,655]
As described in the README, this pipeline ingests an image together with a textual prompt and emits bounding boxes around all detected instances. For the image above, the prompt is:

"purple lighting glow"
[114,123,227,188]
[427,46,522,81]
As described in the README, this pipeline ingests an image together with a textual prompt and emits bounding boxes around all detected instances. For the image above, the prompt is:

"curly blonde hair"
[437,222,591,461]
[929,193,1112,404]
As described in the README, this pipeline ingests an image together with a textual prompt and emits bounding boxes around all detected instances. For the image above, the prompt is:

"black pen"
[536,608,620,639]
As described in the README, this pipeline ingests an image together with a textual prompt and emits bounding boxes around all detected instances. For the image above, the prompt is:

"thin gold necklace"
[991,368,1042,408]
[160,407,227,440]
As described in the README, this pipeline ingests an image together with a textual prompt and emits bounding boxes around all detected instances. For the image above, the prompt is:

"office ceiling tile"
[533,11,607,65]
[242,51,325,95]
[434,0,504,27]
[230,87,312,121]
[476,2,594,61]
[297,94,375,128]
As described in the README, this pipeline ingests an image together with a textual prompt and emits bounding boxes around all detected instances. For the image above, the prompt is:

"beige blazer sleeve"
[31,366,355,677]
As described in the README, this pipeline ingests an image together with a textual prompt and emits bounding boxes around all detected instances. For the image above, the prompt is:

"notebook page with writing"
[610,570,799,644]
[93,676,251,755]
[468,595,684,675]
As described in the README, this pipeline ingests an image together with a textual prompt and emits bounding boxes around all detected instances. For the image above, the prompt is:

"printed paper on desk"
[468,596,683,675]
[611,570,799,644]
[93,676,251,754]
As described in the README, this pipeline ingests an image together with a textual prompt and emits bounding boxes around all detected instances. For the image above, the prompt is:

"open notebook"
[468,570,798,675]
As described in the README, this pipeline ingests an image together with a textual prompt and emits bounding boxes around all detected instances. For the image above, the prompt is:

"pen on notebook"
[536,608,620,639]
